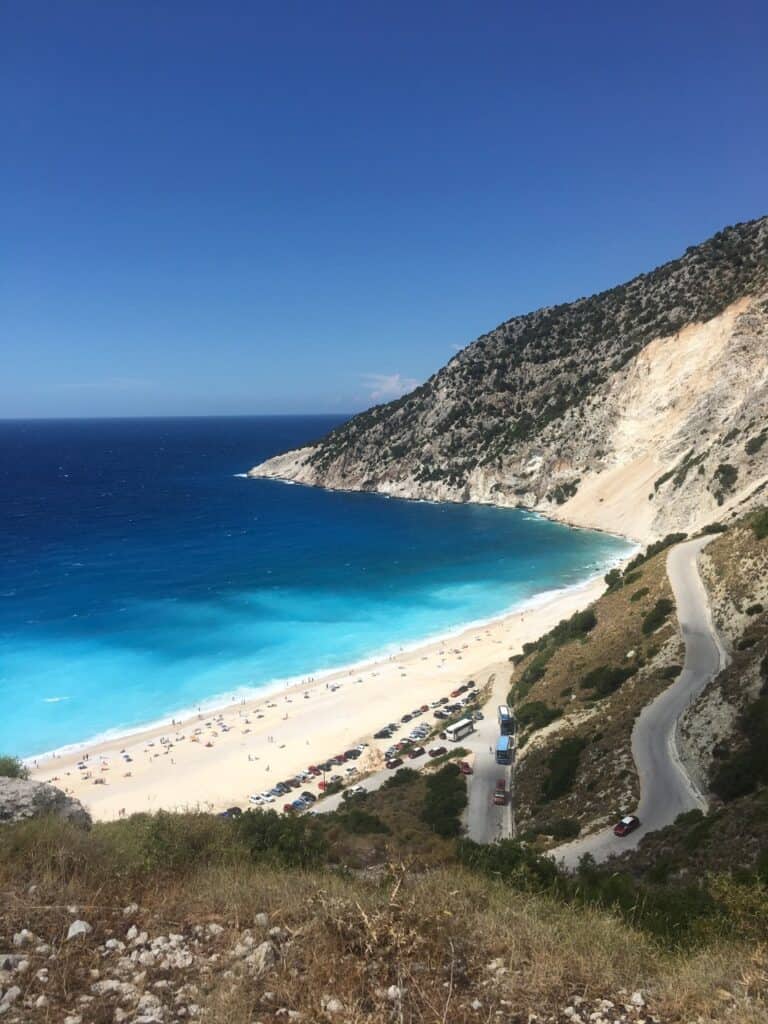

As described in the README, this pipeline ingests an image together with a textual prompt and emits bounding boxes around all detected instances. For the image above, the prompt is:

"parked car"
[493,779,506,806]
[401,713,412,723]
[300,791,316,803]
[420,704,430,712]
[408,746,425,759]
[386,757,403,769]
[458,761,473,775]
[428,746,447,757]
[218,806,242,818]
[473,711,484,720]
[613,814,641,837]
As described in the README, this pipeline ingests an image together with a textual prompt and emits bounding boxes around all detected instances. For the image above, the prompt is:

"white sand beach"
[30,577,605,820]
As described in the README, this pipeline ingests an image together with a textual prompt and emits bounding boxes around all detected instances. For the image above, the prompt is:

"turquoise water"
[0,417,633,756]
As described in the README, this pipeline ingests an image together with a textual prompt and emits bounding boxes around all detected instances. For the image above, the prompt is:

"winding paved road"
[553,536,727,868]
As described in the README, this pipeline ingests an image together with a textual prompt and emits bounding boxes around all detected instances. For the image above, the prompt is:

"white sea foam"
[42,696,70,703]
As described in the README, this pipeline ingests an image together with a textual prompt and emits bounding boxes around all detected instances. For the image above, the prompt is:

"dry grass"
[1,815,766,1023]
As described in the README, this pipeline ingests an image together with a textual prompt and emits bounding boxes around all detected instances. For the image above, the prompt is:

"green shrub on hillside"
[752,508,768,541]
[541,736,587,802]
[336,808,390,834]
[625,534,687,574]
[233,808,328,868]
[516,701,562,731]
[711,697,768,801]
[642,598,675,635]
[579,663,638,698]
[630,587,650,602]
[421,763,467,837]
[0,755,29,780]
[382,767,420,789]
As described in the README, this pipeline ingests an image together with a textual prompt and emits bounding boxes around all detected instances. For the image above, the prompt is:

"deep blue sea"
[0,416,632,757]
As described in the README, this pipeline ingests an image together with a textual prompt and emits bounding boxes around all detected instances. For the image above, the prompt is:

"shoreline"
[26,560,630,764]
[30,570,614,821]
[245,467,647,544]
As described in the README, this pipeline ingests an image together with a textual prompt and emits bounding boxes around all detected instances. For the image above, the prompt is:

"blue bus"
[498,705,514,736]
[495,735,514,765]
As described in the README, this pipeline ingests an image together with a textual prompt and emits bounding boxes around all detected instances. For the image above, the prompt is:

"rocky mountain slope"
[250,217,768,541]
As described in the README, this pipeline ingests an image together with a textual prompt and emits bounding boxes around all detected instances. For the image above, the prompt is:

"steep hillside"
[250,217,768,541]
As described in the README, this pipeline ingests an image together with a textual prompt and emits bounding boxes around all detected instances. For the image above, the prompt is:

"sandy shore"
[30,577,605,820]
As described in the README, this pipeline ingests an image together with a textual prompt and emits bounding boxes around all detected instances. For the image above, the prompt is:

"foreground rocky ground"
[1,807,766,1024]
[0,902,663,1024]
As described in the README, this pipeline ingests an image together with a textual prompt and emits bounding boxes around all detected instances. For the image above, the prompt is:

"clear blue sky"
[2,1,766,418]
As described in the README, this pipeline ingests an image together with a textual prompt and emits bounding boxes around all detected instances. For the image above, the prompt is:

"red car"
[613,814,640,837]
[386,757,403,769]
[458,761,473,775]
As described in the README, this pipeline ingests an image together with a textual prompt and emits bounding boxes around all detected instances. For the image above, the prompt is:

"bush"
[745,430,767,456]
[336,808,390,834]
[138,811,238,873]
[579,663,637,697]
[699,522,728,535]
[660,664,682,680]
[0,755,29,780]
[541,736,587,802]
[630,587,650,602]
[604,567,622,590]
[713,463,738,503]
[752,508,768,541]
[642,598,675,635]
[421,763,467,837]
[711,697,768,801]
[746,603,764,615]
[233,808,328,868]
[535,817,580,839]
[382,767,420,789]
[516,701,562,731]
[625,533,687,573]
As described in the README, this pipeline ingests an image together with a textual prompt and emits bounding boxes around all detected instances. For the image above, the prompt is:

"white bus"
[445,717,475,742]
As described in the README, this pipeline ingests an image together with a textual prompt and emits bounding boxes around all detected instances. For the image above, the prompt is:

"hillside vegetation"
[250,217,768,541]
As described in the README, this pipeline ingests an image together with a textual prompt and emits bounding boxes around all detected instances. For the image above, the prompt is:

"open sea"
[0,416,633,758]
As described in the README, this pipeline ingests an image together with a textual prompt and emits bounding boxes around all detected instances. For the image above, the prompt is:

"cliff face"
[250,218,768,541]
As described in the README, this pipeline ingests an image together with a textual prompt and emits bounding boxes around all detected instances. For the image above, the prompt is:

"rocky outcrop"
[249,217,768,542]
[0,778,91,829]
